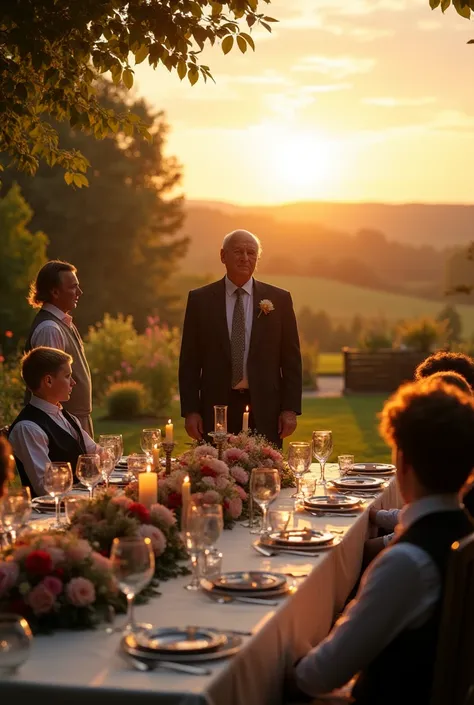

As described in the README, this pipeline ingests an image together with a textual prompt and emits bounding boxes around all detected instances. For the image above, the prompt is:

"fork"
[207,592,279,606]
[252,543,321,559]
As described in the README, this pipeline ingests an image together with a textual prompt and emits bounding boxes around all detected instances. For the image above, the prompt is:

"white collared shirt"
[295,494,461,697]
[9,395,98,496]
[30,303,73,350]
[225,276,253,389]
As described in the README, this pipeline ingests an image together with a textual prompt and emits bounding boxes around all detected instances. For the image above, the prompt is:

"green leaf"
[429,0,441,7]
[177,61,187,80]
[123,68,134,89]
[64,172,74,185]
[188,67,199,85]
[240,32,255,51]
[441,0,451,10]
[134,44,149,64]
[453,0,471,16]
[221,35,234,54]
[73,173,89,188]
[189,1,202,17]
[237,35,247,53]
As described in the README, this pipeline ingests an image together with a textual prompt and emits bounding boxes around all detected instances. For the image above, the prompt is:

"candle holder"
[161,441,176,475]
[208,431,229,460]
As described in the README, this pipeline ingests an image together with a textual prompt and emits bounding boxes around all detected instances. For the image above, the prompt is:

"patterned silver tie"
[231,288,245,387]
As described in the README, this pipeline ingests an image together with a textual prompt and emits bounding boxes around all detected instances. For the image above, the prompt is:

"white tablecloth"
[1,465,402,705]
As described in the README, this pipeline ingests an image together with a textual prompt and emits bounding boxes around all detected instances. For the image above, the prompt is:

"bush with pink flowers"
[0,530,121,633]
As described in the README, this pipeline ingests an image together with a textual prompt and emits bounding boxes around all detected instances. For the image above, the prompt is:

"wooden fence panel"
[343,349,427,394]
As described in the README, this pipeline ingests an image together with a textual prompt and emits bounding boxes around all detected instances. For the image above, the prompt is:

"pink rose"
[28,583,56,615]
[228,434,239,444]
[0,561,19,597]
[150,503,176,528]
[41,575,63,596]
[138,524,166,556]
[111,495,133,510]
[230,466,249,485]
[223,448,249,465]
[91,551,112,573]
[66,577,96,606]
[235,484,248,501]
[215,475,230,491]
[201,490,220,505]
[194,444,217,460]
[48,547,65,567]
[202,476,216,488]
[67,539,92,563]
[228,497,243,519]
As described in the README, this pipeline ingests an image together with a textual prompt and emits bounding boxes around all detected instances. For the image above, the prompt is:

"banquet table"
[0,464,403,705]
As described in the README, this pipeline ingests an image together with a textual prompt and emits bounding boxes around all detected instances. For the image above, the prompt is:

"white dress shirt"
[30,303,73,350]
[295,494,461,697]
[225,276,253,389]
[9,396,98,496]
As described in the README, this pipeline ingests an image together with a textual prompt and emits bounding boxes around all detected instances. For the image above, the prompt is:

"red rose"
[201,466,217,478]
[167,492,182,509]
[54,568,64,579]
[128,502,151,523]
[25,550,53,576]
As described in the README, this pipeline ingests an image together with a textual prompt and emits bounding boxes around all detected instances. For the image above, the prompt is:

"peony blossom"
[215,475,230,491]
[150,503,176,528]
[91,551,112,573]
[194,444,217,460]
[223,448,249,465]
[234,484,248,501]
[66,577,96,607]
[201,490,220,505]
[67,539,92,563]
[201,476,216,488]
[111,495,133,510]
[227,497,243,519]
[41,575,63,596]
[27,583,56,615]
[0,561,19,597]
[138,524,166,556]
[230,466,249,485]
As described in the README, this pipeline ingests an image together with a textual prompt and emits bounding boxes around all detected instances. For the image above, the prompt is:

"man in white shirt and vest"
[24,260,93,437]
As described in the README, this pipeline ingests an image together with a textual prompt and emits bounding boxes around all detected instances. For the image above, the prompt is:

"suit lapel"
[212,278,231,360]
[248,279,264,359]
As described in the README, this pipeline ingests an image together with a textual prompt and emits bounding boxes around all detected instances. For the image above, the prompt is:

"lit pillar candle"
[181,474,191,532]
[242,405,249,432]
[165,419,174,443]
[138,464,157,508]
[152,444,160,471]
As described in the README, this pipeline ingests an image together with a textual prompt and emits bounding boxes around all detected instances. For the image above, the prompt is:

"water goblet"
[100,447,115,490]
[288,442,312,498]
[64,495,89,524]
[0,487,31,542]
[0,614,33,675]
[110,536,155,634]
[201,503,223,558]
[140,429,162,465]
[267,508,292,533]
[338,454,354,478]
[250,468,281,536]
[76,454,101,499]
[43,462,73,528]
[98,434,123,467]
[182,502,206,591]
[127,453,150,482]
[312,431,333,484]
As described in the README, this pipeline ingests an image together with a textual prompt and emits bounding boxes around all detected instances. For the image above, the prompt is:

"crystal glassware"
[201,503,223,556]
[182,502,206,591]
[267,508,291,533]
[100,447,115,490]
[76,454,101,499]
[250,468,281,536]
[0,614,33,675]
[98,434,123,467]
[127,453,150,481]
[288,442,312,498]
[140,428,162,459]
[338,454,354,477]
[312,430,333,484]
[213,405,228,433]
[0,487,31,542]
[64,495,89,524]
[198,549,223,580]
[43,462,73,528]
[110,536,155,634]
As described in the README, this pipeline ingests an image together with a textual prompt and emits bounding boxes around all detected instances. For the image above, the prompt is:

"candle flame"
[153,443,158,450]
[184,475,189,483]
[168,418,171,424]
[146,464,151,473]
[245,405,249,412]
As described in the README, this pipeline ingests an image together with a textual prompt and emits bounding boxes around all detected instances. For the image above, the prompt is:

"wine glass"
[140,429,161,464]
[250,468,281,536]
[312,430,333,484]
[100,447,115,490]
[43,462,73,528]
[0,615,33,675]
[201,504,224,557]
[182,502,206,591]
[76,454,101,499]
[0,488,31,543]
[288,442,312,498]
[98,434,123,467]
[127,453,150,481]
[110,536,155,634]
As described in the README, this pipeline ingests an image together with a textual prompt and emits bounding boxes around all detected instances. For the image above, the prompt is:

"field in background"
[318,353,343,376]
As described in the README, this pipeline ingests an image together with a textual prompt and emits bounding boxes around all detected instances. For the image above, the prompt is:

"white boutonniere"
[258,299,275,318]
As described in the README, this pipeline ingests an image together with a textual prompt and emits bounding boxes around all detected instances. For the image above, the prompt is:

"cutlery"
[252,543,321,559]
[121,651,211,676]
[208,593,279,606]
[306,511,358,518]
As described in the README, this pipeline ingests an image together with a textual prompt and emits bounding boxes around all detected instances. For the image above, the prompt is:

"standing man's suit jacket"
[179,277,302,445]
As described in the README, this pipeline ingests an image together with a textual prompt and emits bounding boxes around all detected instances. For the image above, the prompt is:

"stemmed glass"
[288,442,312,498]
[43,462,73,528]
[182,502,206,591]
[201,504,223,556]
[100,447,115,490]
[312,430,333,484]
[127,454,149,482]
[110,536,155,634]
[140,429,161,464]
[76,454,101,499]
[0,488,32,543]
[98,434,123,468]
[250,468,281,536]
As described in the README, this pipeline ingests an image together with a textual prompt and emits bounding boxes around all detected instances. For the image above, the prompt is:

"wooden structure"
[343,348,427,394]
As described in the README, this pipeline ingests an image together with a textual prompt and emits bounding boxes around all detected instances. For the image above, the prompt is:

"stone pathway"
[303,375,344,398]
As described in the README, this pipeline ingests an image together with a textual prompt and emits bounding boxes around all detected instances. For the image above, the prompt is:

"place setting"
[327,475,388,497]
[346,462,396,476]
[257,527,342,558]
[302,493,363,518]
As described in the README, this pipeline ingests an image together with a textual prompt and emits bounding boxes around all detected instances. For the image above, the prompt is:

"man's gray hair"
[221,229,262,257]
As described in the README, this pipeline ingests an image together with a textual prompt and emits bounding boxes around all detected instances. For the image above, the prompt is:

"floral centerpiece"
[69,488,189,582]
[0,530,121,633]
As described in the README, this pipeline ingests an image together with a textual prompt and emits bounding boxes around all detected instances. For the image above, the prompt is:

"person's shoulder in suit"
[253,279,293,300]
[188,278,224,300]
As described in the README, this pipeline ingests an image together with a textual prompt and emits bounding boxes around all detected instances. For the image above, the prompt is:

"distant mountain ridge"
[186,199,474,249]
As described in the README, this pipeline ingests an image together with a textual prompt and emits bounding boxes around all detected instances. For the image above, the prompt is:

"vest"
[8,404,86,497]
[25,309,92,416]
[352,509,474,705]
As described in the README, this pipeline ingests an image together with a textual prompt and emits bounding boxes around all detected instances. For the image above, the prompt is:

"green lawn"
[318,353,343,376]
[93,394,391,463]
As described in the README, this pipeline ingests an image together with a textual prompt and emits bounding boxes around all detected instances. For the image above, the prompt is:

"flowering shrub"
[0,530,121,633]
[105,380,148,419]
[69,489,189,582]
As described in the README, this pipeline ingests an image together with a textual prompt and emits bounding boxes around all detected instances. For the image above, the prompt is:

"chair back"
[431,533,474,705]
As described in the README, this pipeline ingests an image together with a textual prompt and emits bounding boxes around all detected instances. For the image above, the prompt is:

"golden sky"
[135,1,474,205]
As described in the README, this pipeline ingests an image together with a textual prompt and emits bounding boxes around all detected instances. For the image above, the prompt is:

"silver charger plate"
[304,494,361,510]
[123,632,243,663]
[349,463,395,475]
[270,528,334,547]
[200,577,290,599]
[213,571,286,592]
[132,626,227,654]
[332,475,386,490]
[260,534,341,552]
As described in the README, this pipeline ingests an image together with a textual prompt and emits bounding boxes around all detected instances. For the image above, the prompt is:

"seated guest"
[8,347,100,497]
[292,378,474,705]
[415,350,474,388]
[0,437,15,497]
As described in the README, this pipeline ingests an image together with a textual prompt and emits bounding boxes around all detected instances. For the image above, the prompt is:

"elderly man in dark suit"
[179,229,302,447]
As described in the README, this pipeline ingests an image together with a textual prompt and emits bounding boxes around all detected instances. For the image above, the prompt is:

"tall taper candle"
[138,464,157,509]
[242,405,249,432]
[165,419,174,443]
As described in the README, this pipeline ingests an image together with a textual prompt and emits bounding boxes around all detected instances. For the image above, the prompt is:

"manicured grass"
[93,394,391,463]
[318,353,343,376]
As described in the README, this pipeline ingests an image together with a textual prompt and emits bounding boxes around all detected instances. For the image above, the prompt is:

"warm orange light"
[168,418,171,424]
[146,464,151,474]
[245,405,249,412]
[184,475,189,483]
[451,541,460,550]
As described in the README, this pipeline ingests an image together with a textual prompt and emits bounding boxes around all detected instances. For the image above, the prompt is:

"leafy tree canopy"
[0,0,275,181]
[430,0,474,20]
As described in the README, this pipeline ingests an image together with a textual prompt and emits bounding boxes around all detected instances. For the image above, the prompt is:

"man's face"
[220,233,259,284]
[45,362,76,402]
[51,270,82,312]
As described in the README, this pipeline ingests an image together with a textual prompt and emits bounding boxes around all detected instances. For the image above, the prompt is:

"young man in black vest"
[9,347,99,497]
[292,377,474,705]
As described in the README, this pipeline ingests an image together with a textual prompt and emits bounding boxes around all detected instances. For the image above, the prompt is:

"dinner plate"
[115,456,130,468]
[260,534,341,552]
[133,626,227,654]
[32,489,88,510]
[123,633,243,663]
[212,571,286,592]
[270,528,334,547]
[332,475,386,490]
[349,463,396,475]
[200,577,290,599]
[303,494,361,510]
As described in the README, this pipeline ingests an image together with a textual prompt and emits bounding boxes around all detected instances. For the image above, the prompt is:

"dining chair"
[430,533,474,705]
